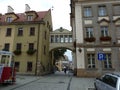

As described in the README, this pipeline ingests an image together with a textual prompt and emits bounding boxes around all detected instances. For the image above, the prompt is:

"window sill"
[102,68,115,71]
[86,68,98,71]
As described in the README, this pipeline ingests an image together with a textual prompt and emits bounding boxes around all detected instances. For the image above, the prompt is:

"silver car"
[94,73,120,90]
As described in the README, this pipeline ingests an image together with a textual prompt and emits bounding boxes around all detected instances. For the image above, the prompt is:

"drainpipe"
[35,23,40,75]
[35,19,45,75]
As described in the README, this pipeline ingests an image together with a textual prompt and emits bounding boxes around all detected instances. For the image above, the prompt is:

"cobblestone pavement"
[0,71,95,90]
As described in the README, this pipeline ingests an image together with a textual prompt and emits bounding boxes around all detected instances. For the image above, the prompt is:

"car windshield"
[102,75,117,88]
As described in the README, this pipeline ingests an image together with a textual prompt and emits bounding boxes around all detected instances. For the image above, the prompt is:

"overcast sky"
[0,0,71,30]
[0,0,72,61]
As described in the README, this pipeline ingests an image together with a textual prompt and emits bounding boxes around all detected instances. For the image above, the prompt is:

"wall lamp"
[78,48,82,53]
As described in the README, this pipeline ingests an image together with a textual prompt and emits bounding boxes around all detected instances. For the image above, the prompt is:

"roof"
[51,27,72,33]
[0,10,48,23]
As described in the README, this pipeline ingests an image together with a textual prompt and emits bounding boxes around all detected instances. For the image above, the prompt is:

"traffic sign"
[98,53,105,60]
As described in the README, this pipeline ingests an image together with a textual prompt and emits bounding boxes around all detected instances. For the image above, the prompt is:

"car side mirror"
[96,77,102,81]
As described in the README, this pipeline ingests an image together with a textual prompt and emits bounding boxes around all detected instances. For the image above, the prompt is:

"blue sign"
[98,53,105,60]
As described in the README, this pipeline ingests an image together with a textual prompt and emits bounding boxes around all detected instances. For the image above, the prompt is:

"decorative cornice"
[76,43,120,48]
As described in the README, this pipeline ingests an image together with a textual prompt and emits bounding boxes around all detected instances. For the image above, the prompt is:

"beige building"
[71,0,120,77]
[0,5,53,75]
[49,27,74,72]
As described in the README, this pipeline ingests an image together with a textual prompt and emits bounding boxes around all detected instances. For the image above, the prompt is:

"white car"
[94,73,120,90]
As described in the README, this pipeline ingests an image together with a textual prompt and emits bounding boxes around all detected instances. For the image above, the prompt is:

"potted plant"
[84,37,96,42]
[13,50,21,55]
[26,49,36,55]
[100,36,111,41]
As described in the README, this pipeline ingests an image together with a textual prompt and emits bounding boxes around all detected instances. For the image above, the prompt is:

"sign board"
[98,53,105,61]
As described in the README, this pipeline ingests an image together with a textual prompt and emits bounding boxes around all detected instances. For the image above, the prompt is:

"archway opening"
[49,47,74,76]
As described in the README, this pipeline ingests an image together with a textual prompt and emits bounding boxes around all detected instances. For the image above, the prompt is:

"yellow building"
[0,5,53,75]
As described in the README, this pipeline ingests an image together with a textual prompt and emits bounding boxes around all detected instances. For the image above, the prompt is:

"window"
[98,6,107,16]
[86,27,94,38]
[4,43,10,51]
[30,27,35,36]
[116,26,120,38]
[44,45,46,55]
[102,75,117,88]
[104,53,112,69]
[44,31,47,40]
[84,7,92,17]
[50,35,54,43]
[87,54,95,69]
[101,26,108,37]
[65,35,68,43]
[16,43,22,51]
[55,35,59,43]
[27,15,33,21]
[60,35,64,43]
[28,43,34,50]
[113,5,120,15]
[15,62,20,72]
[18,27,23,36]
[6,28,12,36]
[6,17,12,22]
[27,62,32,72]
[69,35,72,42]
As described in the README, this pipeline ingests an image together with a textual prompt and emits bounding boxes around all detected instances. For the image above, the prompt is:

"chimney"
[25,4,31,12]
[7,6,14,13]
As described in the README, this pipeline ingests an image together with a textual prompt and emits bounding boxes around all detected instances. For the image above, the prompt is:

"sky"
[0,0,72,61]
[0,0,71,30]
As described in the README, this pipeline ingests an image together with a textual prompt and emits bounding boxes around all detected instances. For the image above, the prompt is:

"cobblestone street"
[0,71,95,90]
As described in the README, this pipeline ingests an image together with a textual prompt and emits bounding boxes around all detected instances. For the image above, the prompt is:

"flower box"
[84,37,96,42]
[26,49,36,55]
[13,50,21,55]
[100,36,111,41]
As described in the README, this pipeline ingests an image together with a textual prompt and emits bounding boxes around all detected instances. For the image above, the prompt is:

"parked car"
[94,72,120,90]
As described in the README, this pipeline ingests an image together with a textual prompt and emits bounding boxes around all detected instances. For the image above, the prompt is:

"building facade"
[0,5,53,75]
[70,0,120,77]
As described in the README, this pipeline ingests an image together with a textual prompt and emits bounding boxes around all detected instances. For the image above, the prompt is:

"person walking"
[64,67,67,74]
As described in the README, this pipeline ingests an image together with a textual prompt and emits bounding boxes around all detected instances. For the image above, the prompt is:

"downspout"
[35,19,45,75]
[35,23,40,75]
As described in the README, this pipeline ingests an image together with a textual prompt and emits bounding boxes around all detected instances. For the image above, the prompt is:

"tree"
[54,48,66,60]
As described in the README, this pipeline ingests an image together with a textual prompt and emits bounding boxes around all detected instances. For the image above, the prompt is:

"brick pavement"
[0,72,95,90]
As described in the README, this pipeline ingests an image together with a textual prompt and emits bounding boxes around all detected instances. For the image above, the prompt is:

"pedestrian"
[64,67,67,74]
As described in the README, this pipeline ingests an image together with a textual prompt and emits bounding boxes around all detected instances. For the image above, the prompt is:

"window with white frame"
[87,53,95,69]
[65,35,68,42]
[101,26,108,37]
[98,6,107,16]
[6,17,12,22]
[104,53,112,69]
[69,35,72,42]
[18,27,23,36]
[84,7,92,17]
[60,35,64,43]
[27,15,33,21]
[86,27,94,38]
